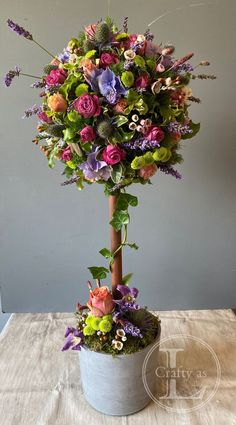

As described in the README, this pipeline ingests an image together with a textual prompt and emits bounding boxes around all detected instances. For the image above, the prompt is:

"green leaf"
[111,164,123,183]
[88,266,109,280]
[116,193,138,211]
[99,248,113,260]
[126,194,138,207]
[110,210,130,231]
[159,105,172,122]
[119,128,135,141]
[122,273,133,285]
[113,115,129,127]
[85,50,97,59]
[127,242,139,250]
[63,127,76,141]
[181,122,200,139]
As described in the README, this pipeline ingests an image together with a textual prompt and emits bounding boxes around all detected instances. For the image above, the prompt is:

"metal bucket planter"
[79,325,161,416]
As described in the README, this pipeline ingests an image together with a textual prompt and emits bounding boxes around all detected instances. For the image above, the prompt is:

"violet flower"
[31,80,46,88]
[7,19,33,40]
[97,68,127,104]
[124,138,160,151]
[113,285,140,313]
[22,104,41,118]
[62,327,84,351]
[121,320,143,338]
[3,66,21,87]
[167,121,193,135]
[159,164,182,180]
[79,148,111,181]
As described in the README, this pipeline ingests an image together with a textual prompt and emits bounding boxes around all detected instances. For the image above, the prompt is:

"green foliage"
[110,210,130,231]
[111,164,123,183]
[88,266,109,280]
[122,273,133,285]
[113,115,128,127]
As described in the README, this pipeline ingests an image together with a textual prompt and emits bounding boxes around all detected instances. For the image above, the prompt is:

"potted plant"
[4,16,215,415]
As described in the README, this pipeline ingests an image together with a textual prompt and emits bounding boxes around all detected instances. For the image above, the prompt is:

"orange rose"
[48,93,67,112]
[80,58,97,76]
[139,164,158,180]
[87,286,114,317]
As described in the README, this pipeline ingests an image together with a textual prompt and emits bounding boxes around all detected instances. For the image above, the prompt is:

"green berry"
[121,71,134,88]
[83,325,96,336]
[94,23,110,43]
[97,120,113,139]
[99,320,112,333]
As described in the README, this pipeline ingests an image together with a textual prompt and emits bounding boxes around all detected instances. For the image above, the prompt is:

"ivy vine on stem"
[88,190,139,282]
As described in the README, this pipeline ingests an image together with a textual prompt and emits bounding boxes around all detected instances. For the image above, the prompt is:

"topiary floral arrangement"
[4,16,215,355]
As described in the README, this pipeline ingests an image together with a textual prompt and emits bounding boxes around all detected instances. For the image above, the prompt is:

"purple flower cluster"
[173,63,194,73]
[23,104,40,118]
[159,164,182,180]
[3,66,21,87]
[144,28,154,41]
[167,121,193,135]
[124,138,160,151]
[122,320,143,338]
[58,49,70,63]
[62,327,83,351]
[7,19,33,40]
[31,80,45,88]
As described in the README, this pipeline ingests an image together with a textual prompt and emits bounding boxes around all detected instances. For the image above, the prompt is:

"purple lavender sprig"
[124,138,160,151]
[167,121,193,135]
[22,105,41,118]
[31,80,46,88]
[123,16,128,33]
[7,19,33,40]
[144,28,154,41]
[7,19,56,59]
[3,66,21,87]
[159,164,182,180]
[122,320,143,338]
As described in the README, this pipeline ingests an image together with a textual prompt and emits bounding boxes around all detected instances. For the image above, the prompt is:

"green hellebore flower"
[75,83,89,97]
[143,152,154,166]
[121,71,135,88]
[83,325,96,336]
[99,320,112,333]
[131,156,146,170]
[153,147,172,163]
[90,316,102,331]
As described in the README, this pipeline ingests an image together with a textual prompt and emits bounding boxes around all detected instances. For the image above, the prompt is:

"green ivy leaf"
[181,122,200,139]
[110,210,130,231]
[126,242,139,250]
[88,266,109,280]
[99,248,113,260]
[113,115,129,127]
[116,193,138,211]
[122,273,133,285]
[111,164,123,183]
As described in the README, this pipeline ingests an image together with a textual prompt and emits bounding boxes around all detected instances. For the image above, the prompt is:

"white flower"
[129,122,137,130]
[121,336,127,342]
[151,81,162,94]
[132,114,139,122]
[165,77,172,87]
[124,49,136,60]
[112,339,124,351]
[137,34,146,43]
[116,329,126,338]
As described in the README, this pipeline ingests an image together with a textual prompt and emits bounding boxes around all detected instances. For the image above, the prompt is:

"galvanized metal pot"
[79,326,161,416]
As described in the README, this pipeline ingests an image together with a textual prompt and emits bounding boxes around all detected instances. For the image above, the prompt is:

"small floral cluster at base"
[62,281,160,354]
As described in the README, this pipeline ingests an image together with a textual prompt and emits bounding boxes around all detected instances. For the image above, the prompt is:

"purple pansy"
[113,285,140,314]
[79,147,111,181]
[62,327,84,351]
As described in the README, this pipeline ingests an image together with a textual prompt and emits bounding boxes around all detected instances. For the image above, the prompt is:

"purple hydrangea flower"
[62,327,84,351]
[159,164,182,180]
[97,68,127,104]
[7,19,33,40]
[3,66,21,87]
[79,147,111,181]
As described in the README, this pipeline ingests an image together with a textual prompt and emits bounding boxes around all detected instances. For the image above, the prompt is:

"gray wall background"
[0,0,236,313]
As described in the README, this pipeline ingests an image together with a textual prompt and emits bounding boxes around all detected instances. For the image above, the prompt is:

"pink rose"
[134,73,150,89]
[146,126,165,143]
[61,147,72,162]
[139,164,158,180]
[45,69,67,86]
[74,94,101,118]
[100,52,119,68]
[87,286,114,317]
[102,145,126,165]
[80,125,96,142]
[37,111,52,124]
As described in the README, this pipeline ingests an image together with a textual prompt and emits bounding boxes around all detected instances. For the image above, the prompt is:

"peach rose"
[139,164,158,180]
[48,93,67,112]
[87,286,114,317]
[113,98,128,113]
[80,58,97,77]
